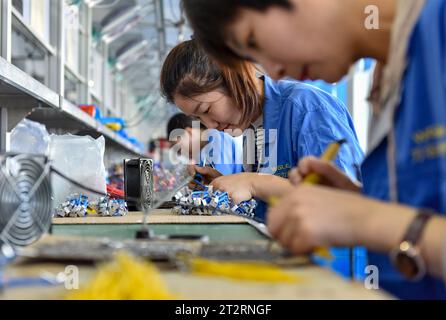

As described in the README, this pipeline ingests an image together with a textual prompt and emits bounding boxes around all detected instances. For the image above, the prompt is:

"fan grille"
[140,159,153,211]
[0,155,52,248]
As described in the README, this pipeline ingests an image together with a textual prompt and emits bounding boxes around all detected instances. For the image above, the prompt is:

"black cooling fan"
[124,158,153,212]
[0,154,52,248]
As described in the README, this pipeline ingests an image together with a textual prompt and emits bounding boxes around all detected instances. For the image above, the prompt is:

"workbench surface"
[2,211,391,300]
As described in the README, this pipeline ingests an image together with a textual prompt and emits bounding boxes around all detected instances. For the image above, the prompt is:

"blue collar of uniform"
[261,76,281,143]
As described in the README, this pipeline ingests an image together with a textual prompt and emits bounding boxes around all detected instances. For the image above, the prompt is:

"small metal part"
[55,194,128,218]
[20,238,199,263]
[200,242,288,262]
[135,228,155,240]
[173,186,257,218]
[245,219,272,239]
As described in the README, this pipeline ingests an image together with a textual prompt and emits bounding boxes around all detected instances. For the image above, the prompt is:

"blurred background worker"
[167,113,243,175]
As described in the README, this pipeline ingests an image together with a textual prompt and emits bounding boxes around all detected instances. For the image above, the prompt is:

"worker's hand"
[188,165,222,188]
[267,184,399,255]
[288,157,362,193]
[210,173,258,204]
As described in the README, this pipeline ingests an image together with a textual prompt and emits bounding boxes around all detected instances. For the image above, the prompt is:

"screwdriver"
[268,139,347,258]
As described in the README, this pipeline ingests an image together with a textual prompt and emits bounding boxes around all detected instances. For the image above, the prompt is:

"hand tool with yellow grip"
[268,139,347,259]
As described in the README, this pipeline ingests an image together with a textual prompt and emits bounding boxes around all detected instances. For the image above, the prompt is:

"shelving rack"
[0,0,174,163]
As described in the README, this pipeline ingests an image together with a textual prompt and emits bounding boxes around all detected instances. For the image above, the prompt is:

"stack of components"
[172,186,257,219]
[54,194,128,218]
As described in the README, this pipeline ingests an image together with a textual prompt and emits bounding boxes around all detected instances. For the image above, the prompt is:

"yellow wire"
[188,257,304,284]
[67,253,177,300]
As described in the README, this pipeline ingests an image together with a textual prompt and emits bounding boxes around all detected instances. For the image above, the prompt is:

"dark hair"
[166,113,205,137]
[182,0,292,66]
[160,39,262,127]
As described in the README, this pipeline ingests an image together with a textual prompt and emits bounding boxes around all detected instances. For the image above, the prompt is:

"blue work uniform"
[255,76,364,219]
[254,76,365,278]
[200,130,243,175]
[361,0,446,299]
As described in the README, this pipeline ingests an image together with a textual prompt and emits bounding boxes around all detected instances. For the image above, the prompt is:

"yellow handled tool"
[302,139,346,184]
[269,139,347,259]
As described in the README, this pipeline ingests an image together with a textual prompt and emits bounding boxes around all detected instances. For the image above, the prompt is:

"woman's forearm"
[251,174,294,201]
[357,201,446,279]
[357,202,416,253]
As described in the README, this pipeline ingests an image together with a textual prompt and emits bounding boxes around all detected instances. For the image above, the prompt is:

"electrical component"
[0,154,52,249]
[173,186,257,219]
[54,194,128,218]
[124,158,153,212]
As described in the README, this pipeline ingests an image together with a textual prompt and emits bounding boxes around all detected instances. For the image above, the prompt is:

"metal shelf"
[63,99,145,156]
[0,56,59,110]
[27,100,145,158]
[65,64,87,85]
[11,7,57,57]
[1,0,170,154]
[0,56,144,158]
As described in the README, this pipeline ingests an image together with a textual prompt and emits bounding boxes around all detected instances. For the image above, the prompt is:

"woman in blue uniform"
[182,0,446,298]
[166,113,243,175]
[160,39,363,220]
[160,39,364,277]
